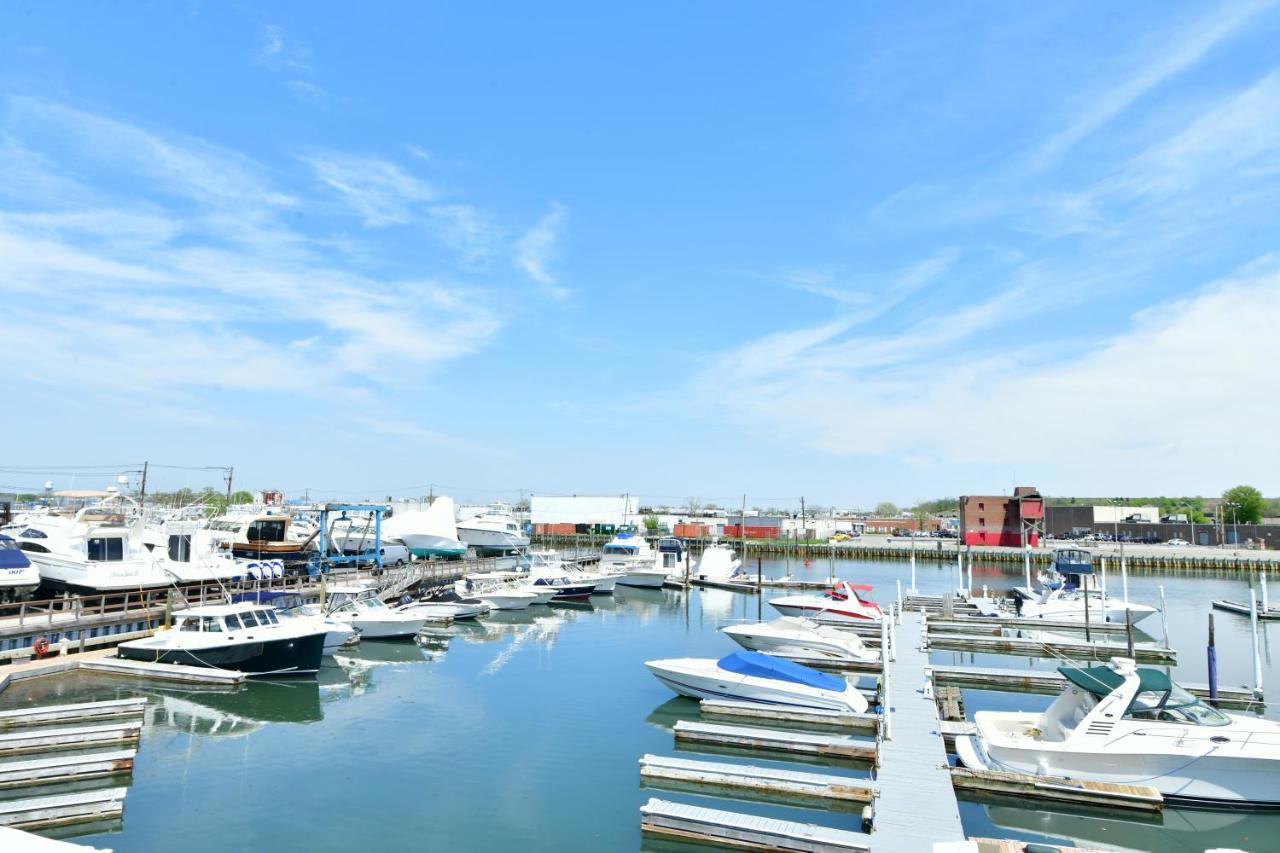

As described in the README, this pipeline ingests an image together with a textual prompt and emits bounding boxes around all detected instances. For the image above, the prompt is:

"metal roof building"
[531,495,638,526]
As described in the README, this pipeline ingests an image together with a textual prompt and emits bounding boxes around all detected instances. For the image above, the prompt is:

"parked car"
[1165,538,1190,546]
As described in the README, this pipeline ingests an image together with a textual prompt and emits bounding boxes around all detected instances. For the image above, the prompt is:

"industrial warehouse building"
[530,495,639,534]
[958,487,1043,547]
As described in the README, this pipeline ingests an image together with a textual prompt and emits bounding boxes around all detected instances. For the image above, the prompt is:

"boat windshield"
[1125,683,1230,726]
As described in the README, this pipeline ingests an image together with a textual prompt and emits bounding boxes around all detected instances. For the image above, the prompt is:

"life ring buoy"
[33,636,50,659]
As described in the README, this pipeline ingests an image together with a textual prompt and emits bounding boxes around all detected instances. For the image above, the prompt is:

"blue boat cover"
[0,536,30,570]
[716,650,845,692]
[230,590,288,604]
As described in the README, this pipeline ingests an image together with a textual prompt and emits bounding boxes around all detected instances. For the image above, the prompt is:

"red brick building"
[959,487,1042,547]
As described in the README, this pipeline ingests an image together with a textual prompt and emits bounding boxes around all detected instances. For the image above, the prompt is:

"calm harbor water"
[2,556,1279,852]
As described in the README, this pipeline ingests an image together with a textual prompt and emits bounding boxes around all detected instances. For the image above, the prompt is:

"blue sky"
[2,2,1279,509]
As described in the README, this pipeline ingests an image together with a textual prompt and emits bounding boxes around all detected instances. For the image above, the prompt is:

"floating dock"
[930,663,1260,709]
[699,699,879,734]
[0,722,142,758]
[640,797,871,852]
[673,720,876,763]
[926,615,1134,636]
[0,697,147,729]
[1211,599,1280,620]
[0,749,136,790]
[79,656,246,685]
[639,754,875,806]
[0,787,127,830]
[926,633,1176,664]
[870,608,967,852]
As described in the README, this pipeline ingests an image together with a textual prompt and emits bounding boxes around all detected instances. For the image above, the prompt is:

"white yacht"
[142,505,248,585]
[397,590,489,621]
[117,602,328,676]
[0,534,40,600]
[12,492,173,591]
[721,617,880,663]
[456,504,529,556]
[646,650,868,713]
[600,533,664,588]
[959,656,1280,808]
[694,542,745,582]
[385,497,467,559]
[326,587,428,638]
[519,550,596,600]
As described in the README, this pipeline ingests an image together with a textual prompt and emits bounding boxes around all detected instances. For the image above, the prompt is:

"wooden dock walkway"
[673,721,876,763]
[0,787,127,830]
[870,608,966,852]
[926,632,1177,664]
[0,696,146,729]
[640,797,872,852]
[639,754,875,806]
[699,699,880,734]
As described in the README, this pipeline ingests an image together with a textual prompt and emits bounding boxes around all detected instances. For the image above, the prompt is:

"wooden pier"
[674,721,876,763]
[950,764,1162,813]
[870,608,967,852]
[639,754,875,807]
[699,699,879,734]
[80,656,246,684]
[640,797,872,852]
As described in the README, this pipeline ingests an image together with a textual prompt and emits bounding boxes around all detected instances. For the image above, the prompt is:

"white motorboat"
[455,578,536,611]
[958,656,1280,808]
[600,533,665,588]
[398,587,489,620]
[1015,548,1157,624]
[456,504,529,555]
[694,542,744,582]
[206,506,314,566]
[721,616,880,663]
[577,567,623,595]
[769,581,884,624]
[520,550,596,600]
[234,590,357,655]
[12,492,173,591]
[0,534,40,600]
[326,587,428,638]
[385,497,467,558]
[118,602,327,675]
[463,571,557,605]
[645,650,868,713]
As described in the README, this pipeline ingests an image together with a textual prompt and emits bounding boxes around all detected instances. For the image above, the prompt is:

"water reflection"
[148,679,323,736]
[981,802,1275,852]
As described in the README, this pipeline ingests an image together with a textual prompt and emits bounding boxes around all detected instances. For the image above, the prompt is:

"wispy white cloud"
[302,151,437,226]
[256,24,328,105]
[513,203,568,299]
[0,98,508,440]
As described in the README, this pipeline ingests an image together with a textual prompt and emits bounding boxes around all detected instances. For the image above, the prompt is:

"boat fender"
[33,636,50,659]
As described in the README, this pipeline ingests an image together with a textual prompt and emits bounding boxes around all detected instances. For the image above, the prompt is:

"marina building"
[958,487,1043,547]
[530,495,639,530]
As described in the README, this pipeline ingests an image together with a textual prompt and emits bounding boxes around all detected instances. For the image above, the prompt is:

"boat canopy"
[1059,663,1169,697]
[1052,548,1094,575]
[717,651,845,692]
[0,536,31,570]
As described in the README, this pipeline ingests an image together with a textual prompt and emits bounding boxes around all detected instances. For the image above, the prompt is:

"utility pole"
[224,467,234,508]
[800,496,806,540]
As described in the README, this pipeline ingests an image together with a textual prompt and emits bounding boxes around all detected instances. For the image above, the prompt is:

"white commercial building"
[1092,505,1160,524]
[531,495,639,527]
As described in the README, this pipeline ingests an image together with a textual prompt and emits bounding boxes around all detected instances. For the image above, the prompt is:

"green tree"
[229,490,255,505]
[875,501,899,517]
[1222,485,1264,525]
[912,504,932,529]
[642,515,659,531]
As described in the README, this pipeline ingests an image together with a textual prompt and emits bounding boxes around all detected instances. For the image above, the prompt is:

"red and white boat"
[768,582,883,624]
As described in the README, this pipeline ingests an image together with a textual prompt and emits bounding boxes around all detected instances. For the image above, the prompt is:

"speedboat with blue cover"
[1015,548,1157,624]
[0,534,40,600]
[958,656,1280,808]
[645,650,869,713]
